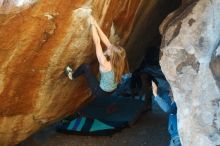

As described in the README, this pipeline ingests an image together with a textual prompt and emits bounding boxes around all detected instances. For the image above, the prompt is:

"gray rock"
[160,0,220,145]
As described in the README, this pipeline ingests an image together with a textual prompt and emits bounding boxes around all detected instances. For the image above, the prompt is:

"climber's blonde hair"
[109,45,129,83]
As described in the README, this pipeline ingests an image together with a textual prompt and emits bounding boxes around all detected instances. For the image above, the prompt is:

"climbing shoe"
[65,65,74,80]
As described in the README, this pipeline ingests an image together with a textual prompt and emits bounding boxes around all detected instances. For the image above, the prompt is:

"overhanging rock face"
[1,0,217,145]
[160,0,220,145]
[0,0,142,145]
[0,0,37,14]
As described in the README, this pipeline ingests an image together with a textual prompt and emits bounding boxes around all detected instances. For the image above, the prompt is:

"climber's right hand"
[88,15,95,25]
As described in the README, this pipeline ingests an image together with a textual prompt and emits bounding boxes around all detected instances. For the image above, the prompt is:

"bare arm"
[91,24,107,66]
[152,81,171,112]
[152,81,158,97]
[91,16,112,49]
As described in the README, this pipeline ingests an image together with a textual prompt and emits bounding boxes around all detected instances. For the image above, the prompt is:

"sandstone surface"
[0,0,181,145]
[0,0,141,145]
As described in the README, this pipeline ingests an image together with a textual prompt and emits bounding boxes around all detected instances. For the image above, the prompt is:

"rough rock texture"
[0,0,37,14]
[0,0,182,145]
[0,0,183,146]
[0,0,142,145]
[160,0,220,145]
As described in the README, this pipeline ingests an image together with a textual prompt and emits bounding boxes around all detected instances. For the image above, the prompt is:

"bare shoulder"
[99,61,112,72]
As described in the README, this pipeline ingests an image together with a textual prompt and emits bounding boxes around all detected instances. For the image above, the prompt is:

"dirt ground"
[20,106,170,146]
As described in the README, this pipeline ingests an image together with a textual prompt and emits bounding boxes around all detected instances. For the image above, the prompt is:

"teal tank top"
[99,70,117,92]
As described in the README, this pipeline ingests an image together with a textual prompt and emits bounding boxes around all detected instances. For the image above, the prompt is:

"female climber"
[65,16,129,97]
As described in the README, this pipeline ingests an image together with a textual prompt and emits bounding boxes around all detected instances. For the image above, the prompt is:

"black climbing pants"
[73,64,113,98]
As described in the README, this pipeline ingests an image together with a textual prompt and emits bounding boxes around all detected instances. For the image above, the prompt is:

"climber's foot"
[65,65,74,80]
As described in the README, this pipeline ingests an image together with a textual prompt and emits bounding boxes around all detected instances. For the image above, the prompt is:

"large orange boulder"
[0,0,181,145]
[0,0,142,145]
